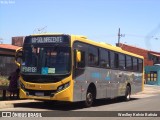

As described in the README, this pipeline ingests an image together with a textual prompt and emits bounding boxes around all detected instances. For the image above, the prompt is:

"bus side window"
[138,59,143,72]
[126,55,132,70]
[133,58,138,71]
[100,48,110,68]
[114,53,119,68]
[110,51,115,68]
[119,54,125,70]
[88,46,98,67]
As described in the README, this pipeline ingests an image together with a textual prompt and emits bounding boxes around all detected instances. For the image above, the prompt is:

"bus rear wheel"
[124,86,131,101]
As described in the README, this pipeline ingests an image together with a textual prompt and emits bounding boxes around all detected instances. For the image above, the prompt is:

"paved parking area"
[0,84,160,109]
[132,85,160,98]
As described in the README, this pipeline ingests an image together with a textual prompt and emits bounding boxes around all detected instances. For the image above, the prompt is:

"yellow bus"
[15,33,144,107]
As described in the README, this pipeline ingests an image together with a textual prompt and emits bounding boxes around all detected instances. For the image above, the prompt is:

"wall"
[0,56,17,76]
[145,66,160,85]
[12,36,24,47]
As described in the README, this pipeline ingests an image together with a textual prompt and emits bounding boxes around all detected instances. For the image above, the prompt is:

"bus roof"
[28,33,143,59]
[30,33,67,36]
[73,35,144,59]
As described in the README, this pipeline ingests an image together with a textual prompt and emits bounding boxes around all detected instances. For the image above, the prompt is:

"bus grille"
[21,74,67,83]
[25,89,56,96]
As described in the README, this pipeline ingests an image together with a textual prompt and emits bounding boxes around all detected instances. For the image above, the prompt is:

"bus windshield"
[21,46,71,75]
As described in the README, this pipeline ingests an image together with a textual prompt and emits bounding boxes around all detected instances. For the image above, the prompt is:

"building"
[117,43,160,66]
[0,44,20,76]
[145,65,160,85]
[12,36,25,47]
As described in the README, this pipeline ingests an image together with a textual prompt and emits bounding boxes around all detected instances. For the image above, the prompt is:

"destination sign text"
[31,37,63,43]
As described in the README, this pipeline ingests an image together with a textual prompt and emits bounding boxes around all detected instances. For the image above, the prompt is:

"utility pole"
[117,28,125,47]
[118,28,121,46]
[0,38,3,44]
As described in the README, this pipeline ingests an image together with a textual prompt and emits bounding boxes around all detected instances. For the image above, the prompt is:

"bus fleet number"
[22,67,37,73]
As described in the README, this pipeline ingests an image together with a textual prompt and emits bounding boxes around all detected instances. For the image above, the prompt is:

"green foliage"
[0,76,9,86]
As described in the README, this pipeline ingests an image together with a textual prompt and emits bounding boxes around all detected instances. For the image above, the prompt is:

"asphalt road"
[1,94,160,111]
[1,95,160,119]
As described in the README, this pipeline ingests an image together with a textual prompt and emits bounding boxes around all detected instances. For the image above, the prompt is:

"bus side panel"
[73,67,106,102]
[73,68,143,102]
[100,68,111,98]
[73,67,120,101]
[119,72,143,95]
[132,73,143,94]
[84,67,106,100]
[117,71,126,96]
[73,68,86,101]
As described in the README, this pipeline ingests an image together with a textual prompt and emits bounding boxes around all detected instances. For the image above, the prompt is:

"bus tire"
[43,100,56,105]
[84,87,95,107]
[124,85,131,101]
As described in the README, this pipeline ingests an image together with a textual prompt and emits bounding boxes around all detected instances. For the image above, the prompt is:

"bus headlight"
[20,81,25,90]
[57,82,70,92]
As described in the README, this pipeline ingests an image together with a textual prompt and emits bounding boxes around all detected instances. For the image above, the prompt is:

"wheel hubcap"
[127,94,130,100]
[87,93,93,103]
[126,88,130,100]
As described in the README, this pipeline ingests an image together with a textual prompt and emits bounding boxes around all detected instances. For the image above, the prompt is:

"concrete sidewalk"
[0,85,160,109]
[0,99,38,109]
[143,85,160,94]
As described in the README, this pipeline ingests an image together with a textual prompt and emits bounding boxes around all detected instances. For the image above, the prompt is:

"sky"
[0,0,160,51]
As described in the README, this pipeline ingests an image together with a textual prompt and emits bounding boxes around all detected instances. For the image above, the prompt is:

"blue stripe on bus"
[105,76,111,81]
[91,72,111,80]
[91,72,101,79]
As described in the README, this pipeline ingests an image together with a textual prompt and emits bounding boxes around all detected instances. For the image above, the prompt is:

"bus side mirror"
[76,50,81,62]
[15,47,22,67]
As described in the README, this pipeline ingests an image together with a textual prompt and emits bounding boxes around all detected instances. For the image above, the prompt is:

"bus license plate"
[35,92,44,96]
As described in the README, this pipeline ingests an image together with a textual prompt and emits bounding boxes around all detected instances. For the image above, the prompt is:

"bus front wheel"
[85,88,95,107]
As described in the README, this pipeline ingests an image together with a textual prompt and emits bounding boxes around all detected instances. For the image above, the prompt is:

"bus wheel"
[124,86,131,101]
[85,89,94,107]
[43,100,55,105]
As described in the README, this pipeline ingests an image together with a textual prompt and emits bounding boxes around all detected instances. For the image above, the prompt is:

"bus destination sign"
[31,36,63,44]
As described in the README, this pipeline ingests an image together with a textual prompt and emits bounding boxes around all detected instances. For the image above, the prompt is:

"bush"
[0,76,9,86]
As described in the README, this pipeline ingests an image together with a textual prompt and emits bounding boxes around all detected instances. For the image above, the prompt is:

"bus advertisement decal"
[48,68,55,74]
[41,67,48,75]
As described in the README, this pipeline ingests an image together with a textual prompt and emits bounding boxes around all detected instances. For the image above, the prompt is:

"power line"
[116,33,160,41]
[33,26,47,34]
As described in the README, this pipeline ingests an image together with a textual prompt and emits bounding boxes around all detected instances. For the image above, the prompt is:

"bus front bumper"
[19,87,72,102]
